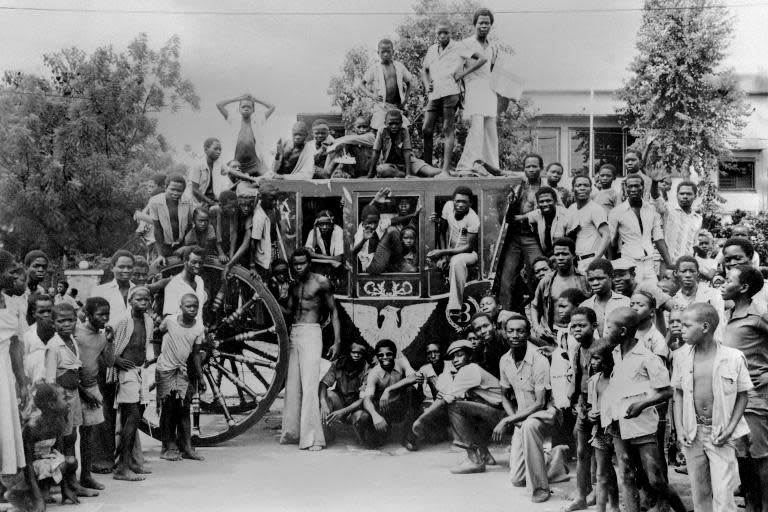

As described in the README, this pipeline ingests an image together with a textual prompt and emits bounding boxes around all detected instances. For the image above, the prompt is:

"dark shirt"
[276,146,302,175]
[474,331,508,379]
[122,317,147,366]
[321,359,370,406]
[373,128,411,168]
[235,122,259,173]
[166,196,180,242]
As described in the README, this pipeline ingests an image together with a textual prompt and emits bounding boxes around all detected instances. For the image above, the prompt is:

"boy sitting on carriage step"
[156,294,205,462]
[368,110,442,178]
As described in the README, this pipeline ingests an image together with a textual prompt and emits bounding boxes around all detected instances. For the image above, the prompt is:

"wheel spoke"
[209,360,261,400]
[203,367,236,427]
[250,367,271,390]
[216,351,277,370]
[243,342,278,361]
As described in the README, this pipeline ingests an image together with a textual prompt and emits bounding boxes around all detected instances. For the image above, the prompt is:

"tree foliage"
[617,0,751,224]
[0,34,199,260]
[327,0,537,170]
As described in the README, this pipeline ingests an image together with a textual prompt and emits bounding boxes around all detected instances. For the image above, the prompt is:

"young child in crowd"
[360,38,414,132]
[178,207,220,260]
[267,258,292,321]
[630,290,670,361]
[156,294,205,462]
[23,294,55,384]
[400,226,419,273]
[44,303,99,501]
[74,297,112,492]
[672,303,752,512]
[544,162,573,206]
[368,110,413,178]
[587,341,620,512]
[567,306,600,512]
[591,164,620,212]
[107,286,154,482]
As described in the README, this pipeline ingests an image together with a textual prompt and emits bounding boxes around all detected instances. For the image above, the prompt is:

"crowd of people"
[0,6,767,512]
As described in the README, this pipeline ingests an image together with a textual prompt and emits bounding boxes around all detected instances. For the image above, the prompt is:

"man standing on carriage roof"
[280,247,341,451]
[217,93,275,178]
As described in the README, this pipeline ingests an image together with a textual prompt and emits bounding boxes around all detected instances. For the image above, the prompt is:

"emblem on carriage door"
[340,303,438,352]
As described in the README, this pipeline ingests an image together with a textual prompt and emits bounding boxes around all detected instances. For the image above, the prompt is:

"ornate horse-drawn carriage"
[140,177,519,445]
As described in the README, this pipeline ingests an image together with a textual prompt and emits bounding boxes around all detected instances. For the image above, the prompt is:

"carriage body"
[142,177,519,445]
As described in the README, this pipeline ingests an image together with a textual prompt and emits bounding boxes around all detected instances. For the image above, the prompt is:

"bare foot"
[564,499,588,511]
[61,484,81,504]
[129,464,153,474]
[71,480,99,497]
[181,450,205,461]
[113,468,145,481]
[160,449,182,461]
[306,446,323,451]
[91,464,113,474]
[79,474,105,490]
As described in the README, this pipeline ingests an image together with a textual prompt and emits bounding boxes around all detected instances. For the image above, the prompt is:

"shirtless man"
[280,248,341,451]
[217,93,275,177]
[498,154,546,310]
[360,39,414,132]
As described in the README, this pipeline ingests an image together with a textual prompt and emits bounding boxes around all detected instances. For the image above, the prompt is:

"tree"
[617,0,751,225]
[0,34,199,260]
[327,0,537,170]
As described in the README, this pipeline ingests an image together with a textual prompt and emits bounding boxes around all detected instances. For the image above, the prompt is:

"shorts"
[735,412,768,459]
[591,426,613,451]
[80,384,104,426]
[62,387,82,435]
[425,94,461,114]
[156,368,190,402]
[115,367,150,405]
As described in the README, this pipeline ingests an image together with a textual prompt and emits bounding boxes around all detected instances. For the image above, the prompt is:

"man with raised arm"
[280,248,341,451]
[216,93,275,178]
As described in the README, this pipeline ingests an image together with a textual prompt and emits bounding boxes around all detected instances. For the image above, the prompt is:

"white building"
[521,73,768,212]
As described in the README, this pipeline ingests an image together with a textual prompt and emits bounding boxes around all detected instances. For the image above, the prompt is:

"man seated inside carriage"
[304,209,345,287]
[427,186,479,316]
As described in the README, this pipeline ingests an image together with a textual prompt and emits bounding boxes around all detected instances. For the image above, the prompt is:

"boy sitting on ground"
[156,294,205,462]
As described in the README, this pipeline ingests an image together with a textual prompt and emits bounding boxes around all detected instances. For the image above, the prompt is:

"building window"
[568,127,635,177]
[511,127,560,169]
[719,160,755,191]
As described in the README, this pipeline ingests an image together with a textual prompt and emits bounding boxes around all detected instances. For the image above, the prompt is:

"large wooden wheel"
[139,260,289,446]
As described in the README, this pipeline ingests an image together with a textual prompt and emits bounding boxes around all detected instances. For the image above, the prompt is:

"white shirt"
[163,273,207,324]
[422,40,472,100]
[672,284,726,341]
[23,323,47,384]
[90,279,134,326]
[441,201,479,249]
[608,200,664,260]
[566,200,608,258]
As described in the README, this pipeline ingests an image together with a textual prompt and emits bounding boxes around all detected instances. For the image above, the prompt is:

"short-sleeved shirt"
[362,359,414,401]
[418,361,454,400]
[603,341,670,439]
[591,188,620,212]
[321,359,370,406]
[654,202,702,263]
[636,326,670,360]
[441,202,480,249]
[580,292,631,339]
[608,200,664,260]
[672,285,726,341]
[373,128,412,167]
[499,343,552,410]
[723,303,768,413]
[156,317,204,372]
[671,344,752,442]
[45,334,81,383]
[422,40,473,100]
[566,200,608,258]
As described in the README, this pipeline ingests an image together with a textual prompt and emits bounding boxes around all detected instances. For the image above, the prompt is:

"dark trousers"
[447,400,505,450]
[352,388,420,447]
[498,233,543,310]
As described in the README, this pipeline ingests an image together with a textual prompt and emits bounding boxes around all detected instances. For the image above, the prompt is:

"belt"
[696,414,713,426]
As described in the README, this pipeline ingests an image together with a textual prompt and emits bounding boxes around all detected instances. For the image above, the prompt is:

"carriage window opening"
[355,194,420,275]
[301,197,347,293]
